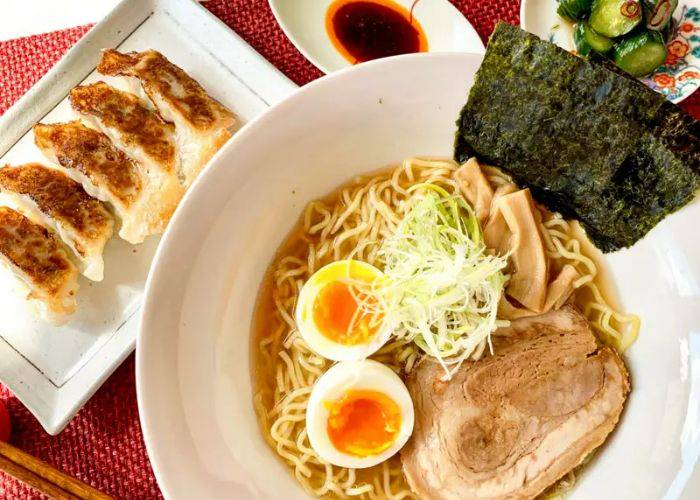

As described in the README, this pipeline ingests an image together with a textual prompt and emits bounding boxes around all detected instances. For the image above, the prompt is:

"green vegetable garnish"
[589,0,642,37]
[614,30,667,76]
[574,22,615,56]
[362,184,508,379]
[558,0,595,21]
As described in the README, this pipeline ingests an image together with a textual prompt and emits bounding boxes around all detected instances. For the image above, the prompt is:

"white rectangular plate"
[0,0,297,434]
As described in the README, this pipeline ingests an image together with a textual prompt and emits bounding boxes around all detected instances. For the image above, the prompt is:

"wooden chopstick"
[0,440,112,499]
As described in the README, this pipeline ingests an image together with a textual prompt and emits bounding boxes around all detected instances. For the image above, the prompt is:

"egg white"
[306,360,414,469]
[295,260,392,361]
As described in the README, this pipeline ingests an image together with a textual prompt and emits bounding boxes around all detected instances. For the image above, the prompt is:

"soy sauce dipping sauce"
[326,0,428,64]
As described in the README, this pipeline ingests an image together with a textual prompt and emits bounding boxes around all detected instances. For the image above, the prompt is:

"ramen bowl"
[137,52,700,499]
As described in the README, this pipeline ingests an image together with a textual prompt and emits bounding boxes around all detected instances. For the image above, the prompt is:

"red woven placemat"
[0,1,696,498]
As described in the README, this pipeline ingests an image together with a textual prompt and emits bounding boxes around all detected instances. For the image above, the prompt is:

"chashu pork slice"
[98,49,235,187]
[70,82,184,234]
[34,121,150,244]
[0,206,78,325]
[0,164,114,281]
[401,306,630,500]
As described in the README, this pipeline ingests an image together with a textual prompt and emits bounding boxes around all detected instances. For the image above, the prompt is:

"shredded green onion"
[360,183,509,379]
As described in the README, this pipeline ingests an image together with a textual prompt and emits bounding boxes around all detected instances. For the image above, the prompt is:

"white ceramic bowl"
[268,0,484,73]
[137,52,700,499]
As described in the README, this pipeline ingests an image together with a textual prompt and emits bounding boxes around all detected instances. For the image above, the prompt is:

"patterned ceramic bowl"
[521,0,700,103]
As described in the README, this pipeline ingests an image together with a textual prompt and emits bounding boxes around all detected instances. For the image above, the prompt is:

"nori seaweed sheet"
[455,22,700,252]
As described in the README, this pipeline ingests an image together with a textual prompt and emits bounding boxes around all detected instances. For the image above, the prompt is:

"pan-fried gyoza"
[98,49,236,187]
[0,47,235,323]
[69,82,184,234]
[34,121,146,244]
[0,206,78,325]
[0,163,113,282]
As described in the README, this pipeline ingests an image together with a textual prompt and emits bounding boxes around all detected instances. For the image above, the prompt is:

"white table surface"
[0,0,122,42]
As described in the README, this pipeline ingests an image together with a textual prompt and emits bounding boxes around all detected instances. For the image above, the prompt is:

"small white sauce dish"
[268,0,484,73]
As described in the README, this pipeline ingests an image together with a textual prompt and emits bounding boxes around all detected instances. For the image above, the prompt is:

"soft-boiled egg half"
[295,260,391,361]
[306,360,414,468]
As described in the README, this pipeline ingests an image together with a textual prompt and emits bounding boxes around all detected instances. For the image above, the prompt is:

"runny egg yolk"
[326,389,402,457]
[312,281,382,345]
